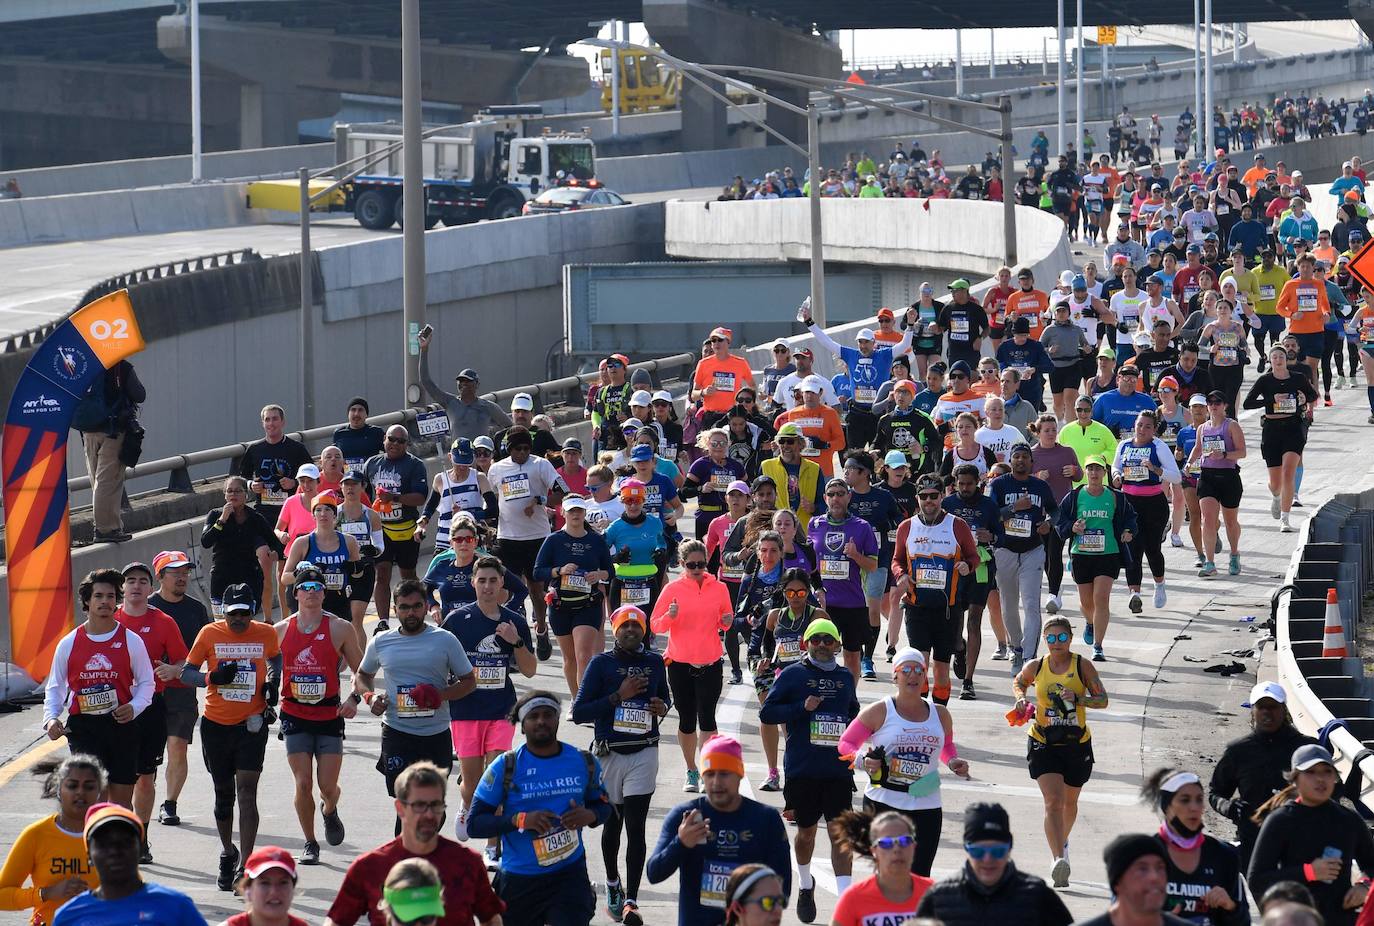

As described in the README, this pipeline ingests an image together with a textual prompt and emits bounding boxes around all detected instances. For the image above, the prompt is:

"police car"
[522,179,630,215]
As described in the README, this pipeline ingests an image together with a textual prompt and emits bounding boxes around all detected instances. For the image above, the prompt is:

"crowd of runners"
[6,145,1374,926]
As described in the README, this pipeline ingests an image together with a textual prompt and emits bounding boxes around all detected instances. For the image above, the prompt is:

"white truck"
[335,106,597,229]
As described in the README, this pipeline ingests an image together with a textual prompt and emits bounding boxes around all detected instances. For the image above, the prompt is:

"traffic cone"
[1322,587,1348,658]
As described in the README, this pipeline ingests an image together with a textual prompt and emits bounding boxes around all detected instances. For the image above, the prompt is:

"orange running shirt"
[186,621,280,725]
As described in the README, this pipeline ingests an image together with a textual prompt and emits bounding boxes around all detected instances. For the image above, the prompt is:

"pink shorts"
[450,718,515,759]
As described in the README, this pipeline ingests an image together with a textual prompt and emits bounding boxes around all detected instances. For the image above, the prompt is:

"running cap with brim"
[771,338,791,350]
[1098,344,1117,360]
[652,390,673,404]
[449,438,474,465]
[456,368,479,382]
[629,444,655,462]
[621,418,643,432]
[342,468,366,483]
[877,307,895,319]
[296,463,321,480]
[803,618,842,642]
[883,450,910,468]
[857,328,876,342]
[383,884,445,922]
[510,393,534,412]
[84,802,143,842]
[561,495,589,512]
[894,379,918,394]
[775,423,802,439]
[893,647,927,670]
[1291,744,1336,772]
[949,279,971,290]
[244,846,297,881]
[630,390,653,407]
[222,583,256,613]
[121,561,153,579]
[1083,454,1109,470]
[709,326,733,341]
[152,550,191,575]
[562,438,583,453]
[726,480,751,496]
[1188,394,1208,407]
[311,491,340,510]
[1243,681,1287,707]
[472,436,495,452]
[801,375,826,393]
[619,480,647,502]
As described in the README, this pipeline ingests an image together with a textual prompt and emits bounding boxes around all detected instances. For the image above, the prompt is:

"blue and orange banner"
[3,291,144,683]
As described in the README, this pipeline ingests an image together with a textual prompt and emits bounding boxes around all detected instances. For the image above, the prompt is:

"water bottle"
[796,295,812,324]
[865,745,887,787]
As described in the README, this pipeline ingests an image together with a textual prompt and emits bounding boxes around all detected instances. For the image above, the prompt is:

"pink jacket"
[650,573,733,665]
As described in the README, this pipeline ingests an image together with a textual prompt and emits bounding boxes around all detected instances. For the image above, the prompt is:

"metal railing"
[66,351,699,494]
[74,248,262,312]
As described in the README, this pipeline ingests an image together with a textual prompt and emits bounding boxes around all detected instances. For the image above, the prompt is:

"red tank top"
[281,614,341,721]
[67,625,134,716]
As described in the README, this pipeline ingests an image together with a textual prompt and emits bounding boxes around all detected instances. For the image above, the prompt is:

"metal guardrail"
[66,351,700,494]
[1,249,263,356]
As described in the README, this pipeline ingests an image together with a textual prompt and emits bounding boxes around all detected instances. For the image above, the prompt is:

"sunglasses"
[965,843,1012,860]
[917,491,941,500]
[1045,631,1071,644]
[452,536,477,545]
[807,635,837,646]
[298,581,325,592]
[739,397,756,404]
[474,449,493,457]
[825,490,849,498]
[607,361,624,368]
[784,588,809,598]
[874,835,916,850]
[897,663,925,675]
[743,896,788,912]
[386,436,408,443]
[773,346,790,353]
[777,437,799,445]
[708,337,726,344]
[585,482,606,492]
[684,560,708,570]
[949,373,969,380]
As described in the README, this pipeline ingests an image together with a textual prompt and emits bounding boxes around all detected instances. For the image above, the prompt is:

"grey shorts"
[863,567,889,599]
[162,687,199,741]
[600,748,658,804]
[284,731,345,756]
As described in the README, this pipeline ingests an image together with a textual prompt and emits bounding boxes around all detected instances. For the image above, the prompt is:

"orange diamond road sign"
[1097,25,1117,45]
[1347,239,1374,294]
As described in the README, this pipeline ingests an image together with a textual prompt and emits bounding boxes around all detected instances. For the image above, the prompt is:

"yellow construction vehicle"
[599,47,679,113]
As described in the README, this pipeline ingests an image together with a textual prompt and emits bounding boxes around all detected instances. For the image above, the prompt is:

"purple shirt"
[807,514,879,608]
[1031,443,1081,504]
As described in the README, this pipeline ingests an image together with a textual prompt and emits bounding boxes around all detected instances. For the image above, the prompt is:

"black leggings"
[1209,363,1244,419]
[863,797,943,876]
[1124,491,1170,586]
[723,581,743,674]
[1321,328,1343,393]
[666,660,724,735]
[1043,529,1067,596]
[603,792,652,900]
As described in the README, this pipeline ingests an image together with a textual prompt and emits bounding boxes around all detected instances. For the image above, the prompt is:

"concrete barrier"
[0,181,271,246]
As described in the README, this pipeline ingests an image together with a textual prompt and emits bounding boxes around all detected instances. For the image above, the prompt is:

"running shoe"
[1292,496,1304,508]
[951,647,967,681]
[1368,414,1374,424]
[1092,644,1106,662]
[453,804,469,841]
[860,656,877,680]
[1325,395,1334,407]
[158,800,179,827]
[1198,561,1218,577]
[960,679,977,700]
[1128,592,1143,614]
[140,841,153,865]
[300,840,320,866]
[373,619,390,635]
[1153,583,1167,608]
[536,630,552,661]
[886,644,897,662]
[991,642,1010,661]
[1271,494,1281,519]
[684,769,701,793]
[1010,648,1025,673]
[1045,594,1062,614]
[484,845,500,871]
[1228,554,1241,575]
[1083,623,1094,645]
[1051,856,1071,888]
[1194,553,1206,568]
[1280,518,1297,533]
[760,768,781,792]
[622,900,644,926]
[607,881,626,922]
[217,845,240,892]
[322,802,345,846]
[1169,532,1183,548]
[796,887,817,924]
[1337,375,1348,389]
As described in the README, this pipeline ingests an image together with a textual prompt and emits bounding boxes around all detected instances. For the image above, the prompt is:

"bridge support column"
[643,0,841,150]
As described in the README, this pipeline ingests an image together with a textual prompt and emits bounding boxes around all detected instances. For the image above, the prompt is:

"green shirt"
[1057,421,1119,487]
[1251,266,1292,316]
[1072,487,1118,555]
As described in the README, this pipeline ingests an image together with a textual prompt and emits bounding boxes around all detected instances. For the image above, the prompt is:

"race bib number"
[291,675,327,703]
[712,371,736,393]
[1123,463,1148,482]
[221,666,257,703]
[1298,294,1318,314]
[415,409,450,438]
[500,474,531,501]
[701,862,735,909]
[1202,436,1226,455]
[475,658,507,691]
[76,685,117,715]
[916,566,947,589]
[1078,530,1106,553]
[886,528,899,543]
[561,572,591,593]
[887,751,932,787]
[395,683,434,718]
[775,636,803,663]
[263,485,289,504]
[1215,203,1229,215]
[1006,516,1033,538]
[809,713,846,748]
[855,386,877,404]
[1089,199,1103,213]
[613,699,652,735]
[325,571,346,590]
[1260,284,1277,300]
[621,582,651,606]
[951,318,970,341]
[711,473,732,492]
[820,557,851,580]
[719,561,745,581]
[1216,347,1238,365]
[1273,394,1298,414]
[533,827,578,868]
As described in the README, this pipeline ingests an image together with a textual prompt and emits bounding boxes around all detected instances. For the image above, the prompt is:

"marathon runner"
[990,444,1057,671]
[422,512,528,619]
[1112,411,1182,614]
[488,426,568,659]
[468,691,611,926]
[418,329,513,440]
[692,327,756,429]
[1054,456,1137,660]
[647,735,791,926]
[760,423,824,521]
[748,563,821,791]
[274,564,365,865]
[831,810,934,926]
[148,550,211,829]
[1141,769,1248,925]
[280,493,361,622]
[439,554,537,866]
[336,471,385,645]
[203,477,275,619]
[808,478,880,682]
[364,425,430,634]
[1187,392,1247,577]
[43,568,155,811]
[606,481,670,619]
[805,312,913,451]
[571,605,671,926]
[1243,346,1318,533]
[759,617,859,923]
[115,561,189,863]
[532,495,613,700]
[705,480,754,685]
[1011,614,1109,887]
[1041,303,1092,422]
[416,438,494,554]
[237,404,311,623]
[776,377,847,478]
[842,452,903,679]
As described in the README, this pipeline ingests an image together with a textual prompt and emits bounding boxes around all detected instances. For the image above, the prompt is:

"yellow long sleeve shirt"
[0,815,97,925]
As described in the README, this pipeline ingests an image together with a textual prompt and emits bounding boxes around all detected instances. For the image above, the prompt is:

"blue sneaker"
[860,656,876,679]
[607,882,626,922]
[683,769,700,793]
[1228,554,1241,575]
[1083,623,1094,646]
[1198,561,1218,578]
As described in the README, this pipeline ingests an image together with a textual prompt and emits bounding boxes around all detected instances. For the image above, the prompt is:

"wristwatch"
[348,692,362,705]
[512,638,526,649]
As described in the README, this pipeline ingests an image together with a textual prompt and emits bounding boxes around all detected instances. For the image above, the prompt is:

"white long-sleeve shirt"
[43,623,154,726]
[1111,436,1183,488]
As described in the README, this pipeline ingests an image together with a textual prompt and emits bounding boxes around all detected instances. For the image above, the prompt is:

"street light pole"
[190,0,202,182]
[1193,0,1202,157]
[1057,0,1065,154]
[609,21,621,137]
[1204,0,1214,158]
[955,30,964,96]
[401,0,425,411]
[299,167,314,428]
[1000,95,1017,267]
[807,105,825,329]
[1075,0,1084,160]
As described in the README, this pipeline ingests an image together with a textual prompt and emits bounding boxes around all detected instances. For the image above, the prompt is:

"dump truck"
[335,106,597,230]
